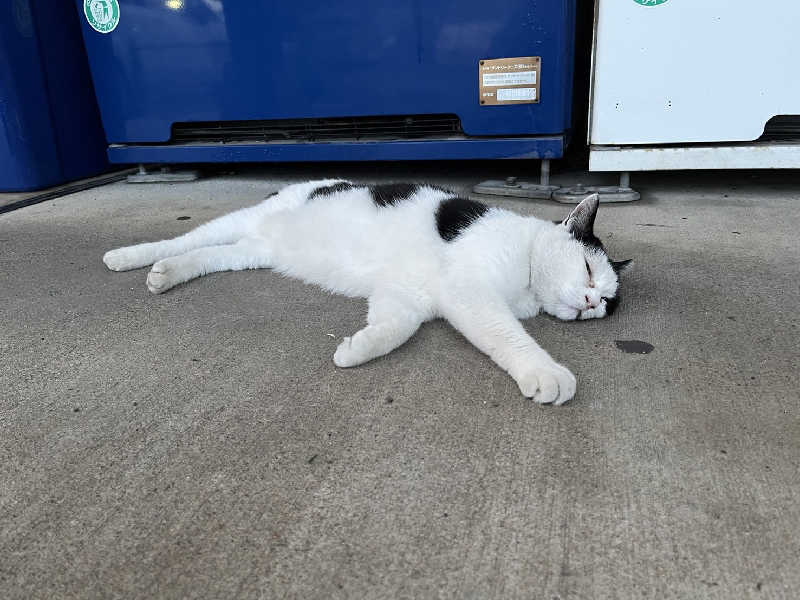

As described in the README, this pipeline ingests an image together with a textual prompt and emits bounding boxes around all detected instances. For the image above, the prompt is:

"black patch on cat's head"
[370,183,419,207]
[604,294,620,317]
[563,194,604,250]
[309,181,355,200]
[436,197,490,242]
[603,261,632,317]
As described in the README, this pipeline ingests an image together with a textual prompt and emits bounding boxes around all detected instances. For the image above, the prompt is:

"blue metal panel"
[77,0,575,161]
[108,136,564,163]
[0,0,108,191]
[1,1,61,191]
[34,1,109,182]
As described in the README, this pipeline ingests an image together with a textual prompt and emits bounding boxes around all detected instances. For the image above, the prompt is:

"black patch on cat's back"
[309,181,355,200]
[369,183,421,207]
[436,197,490,242]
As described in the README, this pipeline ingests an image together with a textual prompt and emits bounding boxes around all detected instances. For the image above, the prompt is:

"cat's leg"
[104,180,349,272]
[146,237,271,294]
[333,293,426,367]
[103,205,263,272]
[440,290,576,405]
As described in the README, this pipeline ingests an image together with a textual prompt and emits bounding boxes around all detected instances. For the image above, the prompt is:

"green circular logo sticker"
[634,0,669,5]
[84,0,120,34]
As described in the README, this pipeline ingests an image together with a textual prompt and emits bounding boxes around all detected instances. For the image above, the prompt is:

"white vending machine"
[589,0,800,172]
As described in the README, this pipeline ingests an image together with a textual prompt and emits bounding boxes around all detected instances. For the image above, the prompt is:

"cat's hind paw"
[103,247,144,271]
[516,362,576,405]
[103,243,163,272]
[146,260,180,294]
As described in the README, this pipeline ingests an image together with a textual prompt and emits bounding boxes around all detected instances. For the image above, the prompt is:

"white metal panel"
[590,144,800,171]
[590,0,800,145]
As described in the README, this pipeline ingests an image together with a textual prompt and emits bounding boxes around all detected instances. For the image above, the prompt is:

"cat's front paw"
[515,362,576,405]
[333,337,361,368]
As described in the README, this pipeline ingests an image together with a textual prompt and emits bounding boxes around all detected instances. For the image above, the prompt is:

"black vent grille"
[760,115,800,141]
[171,114,464,144]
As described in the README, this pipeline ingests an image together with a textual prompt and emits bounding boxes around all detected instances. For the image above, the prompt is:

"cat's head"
[539,194,632,321]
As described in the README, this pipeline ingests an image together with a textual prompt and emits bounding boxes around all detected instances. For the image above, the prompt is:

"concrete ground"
[1,163,798,599]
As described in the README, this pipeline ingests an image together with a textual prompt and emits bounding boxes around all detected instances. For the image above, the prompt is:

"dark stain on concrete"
[615,340,655,354]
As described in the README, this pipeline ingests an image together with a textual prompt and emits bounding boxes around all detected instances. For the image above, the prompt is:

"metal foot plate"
[552,184,640,204]
[473,179,559,200]
[127,168,200,183]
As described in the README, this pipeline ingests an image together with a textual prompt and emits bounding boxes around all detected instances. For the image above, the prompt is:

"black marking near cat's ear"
[370,183,419,207]
[563,194,603,249]
[436,197,490,242]
[611,259,633,274]
[309,181,355,200]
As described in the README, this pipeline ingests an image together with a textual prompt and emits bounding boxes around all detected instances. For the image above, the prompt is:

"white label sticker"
[481,71,537,87]
[497,88,537,102]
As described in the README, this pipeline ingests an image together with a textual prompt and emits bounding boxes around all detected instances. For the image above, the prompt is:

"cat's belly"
[257,204,441,299]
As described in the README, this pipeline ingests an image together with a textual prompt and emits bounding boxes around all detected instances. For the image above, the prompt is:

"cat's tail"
[102,179,349,272]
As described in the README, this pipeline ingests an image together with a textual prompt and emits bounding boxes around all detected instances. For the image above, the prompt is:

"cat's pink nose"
[585,295,597,309]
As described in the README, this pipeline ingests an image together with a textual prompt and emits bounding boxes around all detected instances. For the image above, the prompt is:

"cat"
[103,180,631,405]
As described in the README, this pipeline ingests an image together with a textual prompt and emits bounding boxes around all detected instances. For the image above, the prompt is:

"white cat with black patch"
[103,181,631,405]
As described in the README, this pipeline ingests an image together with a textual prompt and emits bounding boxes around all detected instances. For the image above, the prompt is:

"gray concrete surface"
[1,163,799,599]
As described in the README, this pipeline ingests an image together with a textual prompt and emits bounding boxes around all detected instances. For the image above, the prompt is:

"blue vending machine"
[75,1,576,164]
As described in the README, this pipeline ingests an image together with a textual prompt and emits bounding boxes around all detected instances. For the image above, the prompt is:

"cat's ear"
[562,193,599,238]
[611,259,633,274]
